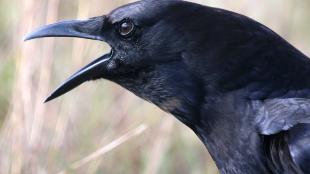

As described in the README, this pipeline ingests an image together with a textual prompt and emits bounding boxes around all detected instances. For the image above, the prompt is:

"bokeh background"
[0,0,310,174]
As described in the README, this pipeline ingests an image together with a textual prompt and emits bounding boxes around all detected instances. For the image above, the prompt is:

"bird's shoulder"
[252,98,310,173]
[254,98,310,135]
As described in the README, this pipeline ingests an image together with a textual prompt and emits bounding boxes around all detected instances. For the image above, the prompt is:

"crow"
[25,0,310,173]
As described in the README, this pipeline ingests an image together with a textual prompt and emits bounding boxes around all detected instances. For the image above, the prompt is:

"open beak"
[24,16,111,102]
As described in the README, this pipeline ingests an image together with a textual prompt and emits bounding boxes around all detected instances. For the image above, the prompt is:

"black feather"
[26,0,310,173]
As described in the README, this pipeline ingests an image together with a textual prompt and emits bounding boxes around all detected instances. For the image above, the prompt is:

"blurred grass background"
[0,0,309,174]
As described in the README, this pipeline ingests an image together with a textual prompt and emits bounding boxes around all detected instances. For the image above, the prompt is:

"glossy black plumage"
[25,0,310,173]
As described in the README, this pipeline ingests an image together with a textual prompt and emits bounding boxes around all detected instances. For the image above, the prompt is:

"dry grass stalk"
[143,116,174,174]
[58,124,148,174]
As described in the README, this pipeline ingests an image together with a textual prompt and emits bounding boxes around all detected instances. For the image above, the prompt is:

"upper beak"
[24,16,106,41]
[24,16,111,102]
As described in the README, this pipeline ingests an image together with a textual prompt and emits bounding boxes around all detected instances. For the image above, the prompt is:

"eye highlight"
[118,19,135,37]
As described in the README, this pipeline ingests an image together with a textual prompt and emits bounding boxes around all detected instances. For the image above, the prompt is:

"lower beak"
[24,16,111,102]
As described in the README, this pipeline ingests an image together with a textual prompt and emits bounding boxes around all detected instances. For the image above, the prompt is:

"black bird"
[25,0,310,173]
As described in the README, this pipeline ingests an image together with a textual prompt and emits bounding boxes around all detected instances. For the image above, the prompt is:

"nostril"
[107,58,122,70]
[107,60,117,70]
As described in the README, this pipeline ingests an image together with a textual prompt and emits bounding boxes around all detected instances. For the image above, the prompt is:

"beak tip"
[23,36,29,42]
[44,95,54,103]
[43,99,49,104]
[23,34,34,41]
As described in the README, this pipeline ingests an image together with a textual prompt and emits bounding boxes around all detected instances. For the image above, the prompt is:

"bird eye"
[119,20,135,37]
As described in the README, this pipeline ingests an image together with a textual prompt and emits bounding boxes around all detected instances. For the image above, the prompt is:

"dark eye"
[119,20,135,37]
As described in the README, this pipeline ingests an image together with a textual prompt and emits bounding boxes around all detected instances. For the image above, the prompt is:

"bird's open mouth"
[24,16,113,102]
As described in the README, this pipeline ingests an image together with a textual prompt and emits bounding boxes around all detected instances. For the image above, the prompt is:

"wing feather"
[254,98,310,173]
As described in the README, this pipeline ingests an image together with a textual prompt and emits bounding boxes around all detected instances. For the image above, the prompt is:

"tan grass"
[58,124,148,174]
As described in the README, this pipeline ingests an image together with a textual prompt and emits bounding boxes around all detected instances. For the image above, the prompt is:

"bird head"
[25,0,268,123]
[24,0,199,103]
